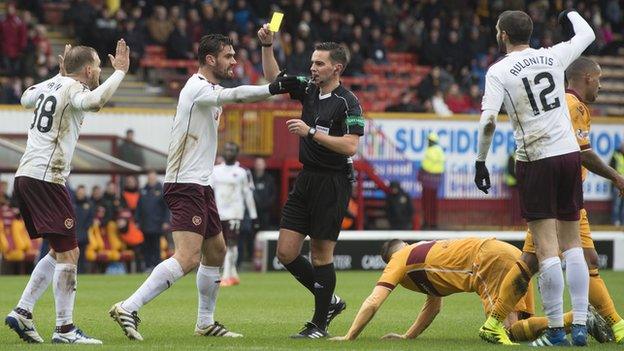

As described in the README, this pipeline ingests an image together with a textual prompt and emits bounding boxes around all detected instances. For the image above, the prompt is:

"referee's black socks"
[283,255,315,293]
[311,263,336,330]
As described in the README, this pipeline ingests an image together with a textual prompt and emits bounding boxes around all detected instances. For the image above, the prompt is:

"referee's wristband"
[261,43,272,47]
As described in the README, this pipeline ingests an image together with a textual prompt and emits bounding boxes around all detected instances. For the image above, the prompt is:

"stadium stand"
[0,0,622,114]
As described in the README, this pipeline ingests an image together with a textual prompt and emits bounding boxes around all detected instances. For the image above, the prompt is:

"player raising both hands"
[6,39,130,345]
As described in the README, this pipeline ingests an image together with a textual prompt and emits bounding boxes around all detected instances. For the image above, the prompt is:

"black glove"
[268,70,301,95]
[474,161,491,194]
[558,10,576,42]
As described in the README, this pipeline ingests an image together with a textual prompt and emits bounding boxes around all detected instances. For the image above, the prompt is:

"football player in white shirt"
[5,40,129,345]
[210,142,258,286]
[474,10,595,346]
[109,34,299,340]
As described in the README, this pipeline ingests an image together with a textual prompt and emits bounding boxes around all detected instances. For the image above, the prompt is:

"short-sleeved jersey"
[482,42,591,162]
[376,238,490,296]
[16,75,96,184]
[210,162,257,221]
[165,74,222,186]
[290,83,364,172]
[566,90,591,181]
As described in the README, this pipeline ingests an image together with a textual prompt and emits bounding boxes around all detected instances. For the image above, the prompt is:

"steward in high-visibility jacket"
[418,132,445,229]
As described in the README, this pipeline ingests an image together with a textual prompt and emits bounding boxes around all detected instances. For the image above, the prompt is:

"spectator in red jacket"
[467,84,482,113]
[1,3,28,76]
[444,83,471,114]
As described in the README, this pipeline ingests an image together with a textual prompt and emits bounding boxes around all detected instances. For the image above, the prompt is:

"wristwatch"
[307,127,317,139]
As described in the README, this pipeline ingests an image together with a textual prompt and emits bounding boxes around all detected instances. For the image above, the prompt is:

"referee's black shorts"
[280,168,351,241]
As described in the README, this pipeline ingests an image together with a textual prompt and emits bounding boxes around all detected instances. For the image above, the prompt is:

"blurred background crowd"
[1,0,622,114]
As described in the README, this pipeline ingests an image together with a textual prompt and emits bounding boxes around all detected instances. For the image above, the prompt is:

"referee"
[258,25,364,338]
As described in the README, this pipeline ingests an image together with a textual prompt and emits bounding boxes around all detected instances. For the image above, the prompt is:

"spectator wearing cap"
[418,132,445,229]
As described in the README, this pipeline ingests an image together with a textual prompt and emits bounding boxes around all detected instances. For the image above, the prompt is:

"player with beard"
[474,10,595,346]
[109,34,299,341]
[5,40,129,344]
[258,25,364,338]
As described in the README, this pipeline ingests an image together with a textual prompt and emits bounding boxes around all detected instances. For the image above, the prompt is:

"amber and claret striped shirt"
[376,238,490,296]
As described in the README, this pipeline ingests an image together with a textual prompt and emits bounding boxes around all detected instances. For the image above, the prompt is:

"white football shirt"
[481,12,594,162]
[16,71,125,184]
[210,162,258,221]
[164,73,272,185]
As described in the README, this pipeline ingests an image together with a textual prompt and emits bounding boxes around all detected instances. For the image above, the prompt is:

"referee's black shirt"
[290,82,364,172]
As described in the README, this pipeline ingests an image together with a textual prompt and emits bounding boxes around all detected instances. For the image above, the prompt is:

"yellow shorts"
[474,240,535,317]
[523,208,594,253]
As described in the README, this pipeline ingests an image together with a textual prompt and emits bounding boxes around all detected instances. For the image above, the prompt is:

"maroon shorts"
[13,176,78,252]
[164,183,222,238]
[221,220,241,245]
[515,151,583,222]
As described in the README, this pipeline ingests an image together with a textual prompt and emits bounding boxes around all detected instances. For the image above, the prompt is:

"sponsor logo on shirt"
[316,125,330,135]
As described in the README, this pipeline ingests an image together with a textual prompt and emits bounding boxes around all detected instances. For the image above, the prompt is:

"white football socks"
[122,257,184,312]
[563,247,589,325]
[53,263,77,327]
[228,246,239,279]
[17,254,56,313]
[538,256,565,328]
[197,264,220,328]
[222,248,232,281]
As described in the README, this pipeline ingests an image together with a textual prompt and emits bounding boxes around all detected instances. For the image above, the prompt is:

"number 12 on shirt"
[521,72,561,116]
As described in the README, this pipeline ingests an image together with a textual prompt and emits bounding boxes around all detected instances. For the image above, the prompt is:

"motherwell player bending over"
[474,10,595,346]
[109,34,299,340]
[482,57,624,345]
[331,238,592,342]
[5,40,130,344]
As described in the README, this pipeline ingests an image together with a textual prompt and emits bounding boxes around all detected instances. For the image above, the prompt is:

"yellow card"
[269,12,284,32]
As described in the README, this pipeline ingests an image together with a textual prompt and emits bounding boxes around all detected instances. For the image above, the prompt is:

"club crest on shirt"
[64,218,74,229]
[192,215,202,226]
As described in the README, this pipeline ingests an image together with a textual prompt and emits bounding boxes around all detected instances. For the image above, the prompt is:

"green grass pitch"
[1,271,624,350]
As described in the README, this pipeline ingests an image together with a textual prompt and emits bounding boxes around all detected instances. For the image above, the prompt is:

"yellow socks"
[490,260,532,323]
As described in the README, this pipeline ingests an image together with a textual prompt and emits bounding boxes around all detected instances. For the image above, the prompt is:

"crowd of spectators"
[0,173,170,273]
[0,2,57,104]
[0,153,278,273]
[1,0,623,111]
